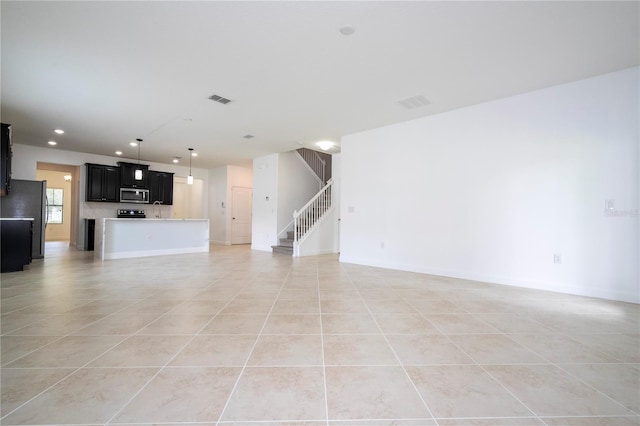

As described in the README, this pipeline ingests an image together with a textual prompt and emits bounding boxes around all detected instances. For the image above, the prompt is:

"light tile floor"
[1,242,639,425]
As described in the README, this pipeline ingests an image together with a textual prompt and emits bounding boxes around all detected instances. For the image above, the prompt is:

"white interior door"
[231,186,252,244]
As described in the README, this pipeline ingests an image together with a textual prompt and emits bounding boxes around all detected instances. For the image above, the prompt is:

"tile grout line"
[409,299,602,424]
[3,248,638,425]
[1,293,173,367]
[0,332,130,422]
[345,270,440,426]
[0,288,180,421]
[448,310,640,419]
[214,264,295,425]
[440,328,545,424]
[102,277,246,425]
[551,362,640,416]
[478,324,640,417]
[316,259,330,426]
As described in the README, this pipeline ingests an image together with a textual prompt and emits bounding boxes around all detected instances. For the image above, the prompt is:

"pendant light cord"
[137,138,142,164]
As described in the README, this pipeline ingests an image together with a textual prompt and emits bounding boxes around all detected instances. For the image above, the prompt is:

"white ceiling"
[1,1,638,169]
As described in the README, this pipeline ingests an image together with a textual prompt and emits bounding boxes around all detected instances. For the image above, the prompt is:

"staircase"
[272,231,294,255]
[271,179,333,256]
[271,148,334,256]
[296,148,331,185]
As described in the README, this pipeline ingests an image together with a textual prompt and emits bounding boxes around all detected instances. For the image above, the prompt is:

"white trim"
[339,255,640,304]
[104,246,208,260]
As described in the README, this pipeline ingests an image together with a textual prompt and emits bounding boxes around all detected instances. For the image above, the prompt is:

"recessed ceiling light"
[339,25,355,36]
[243,134,255,139]
[191,152,198,157]
[316,140,334,150]
[129,141,138,147]
[115,151,123,155]
[172,157,180,163]
[54,129,64,134]
[48,141,57,146]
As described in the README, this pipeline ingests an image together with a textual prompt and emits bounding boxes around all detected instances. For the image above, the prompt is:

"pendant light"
[187,148,194,185]
[134,138,143,180]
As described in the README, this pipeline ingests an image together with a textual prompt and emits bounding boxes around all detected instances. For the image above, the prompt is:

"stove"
[117,209,146,218]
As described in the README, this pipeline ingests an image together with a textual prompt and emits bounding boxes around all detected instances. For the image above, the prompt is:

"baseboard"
[339,255,639,304]
[298,248,337,257]
[251,244,273,252]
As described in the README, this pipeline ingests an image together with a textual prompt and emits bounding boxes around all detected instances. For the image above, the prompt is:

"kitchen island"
[100,218,209,260]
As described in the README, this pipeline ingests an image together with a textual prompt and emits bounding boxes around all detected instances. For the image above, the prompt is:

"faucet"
[152,200,162,218]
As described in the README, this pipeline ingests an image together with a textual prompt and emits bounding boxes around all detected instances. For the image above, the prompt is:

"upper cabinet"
[118,162,149,189]
[149,171,174,205]
[1,123,12,196]
[86,164,120,202]
[86,162,174,204]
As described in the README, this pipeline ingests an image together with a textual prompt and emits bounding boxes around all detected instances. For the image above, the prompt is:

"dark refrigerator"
[0,179,47,259]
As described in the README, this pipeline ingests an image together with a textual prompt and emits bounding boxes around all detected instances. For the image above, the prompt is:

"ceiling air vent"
[208,94,232,105]
[397,95,430,110]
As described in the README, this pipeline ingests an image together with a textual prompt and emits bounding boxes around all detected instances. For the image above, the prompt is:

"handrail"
[277,219,294,241]
[297,148,326,184]
[293,179,333,247]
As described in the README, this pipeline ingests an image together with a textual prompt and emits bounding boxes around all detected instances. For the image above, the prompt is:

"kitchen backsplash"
[83,202,172,219]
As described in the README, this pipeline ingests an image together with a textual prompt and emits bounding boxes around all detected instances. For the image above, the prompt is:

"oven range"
[117,209,146,218]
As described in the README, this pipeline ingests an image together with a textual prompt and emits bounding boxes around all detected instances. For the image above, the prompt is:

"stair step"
[271,245,293,255]
[279,238,293,247]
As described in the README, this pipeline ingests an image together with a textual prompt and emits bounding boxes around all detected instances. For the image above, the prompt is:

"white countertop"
[0,218,35,221]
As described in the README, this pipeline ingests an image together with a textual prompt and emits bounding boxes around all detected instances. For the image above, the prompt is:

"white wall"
[277,151,322,235]
[298,207,339,256]
[297,154,341,257]
[252,154,279,251]
[252,151,320,252]
[340,67,639,303]
[209,166,228,244]
[332,153,341,254]
[209,165,253,245]
[12,144,209,248]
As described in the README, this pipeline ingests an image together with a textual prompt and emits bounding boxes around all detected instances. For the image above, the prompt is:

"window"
[46,188,64,224]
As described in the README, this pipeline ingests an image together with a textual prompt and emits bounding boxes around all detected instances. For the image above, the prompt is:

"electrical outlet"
[553,253,562,264]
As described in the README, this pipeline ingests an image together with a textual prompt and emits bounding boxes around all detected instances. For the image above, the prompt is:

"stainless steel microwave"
[120,188,149,204]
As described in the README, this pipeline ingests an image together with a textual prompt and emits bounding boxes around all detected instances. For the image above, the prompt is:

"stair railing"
[293,179,333,249]
[297,148,326,185]
[277,219,294,242]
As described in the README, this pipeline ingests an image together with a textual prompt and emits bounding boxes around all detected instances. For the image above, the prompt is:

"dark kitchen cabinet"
[86,163,120,202]
[149,171,174,205]
[119,162,149,189]
[1,123,12,196]
[0,219,33,272]
[84,218,95,251]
